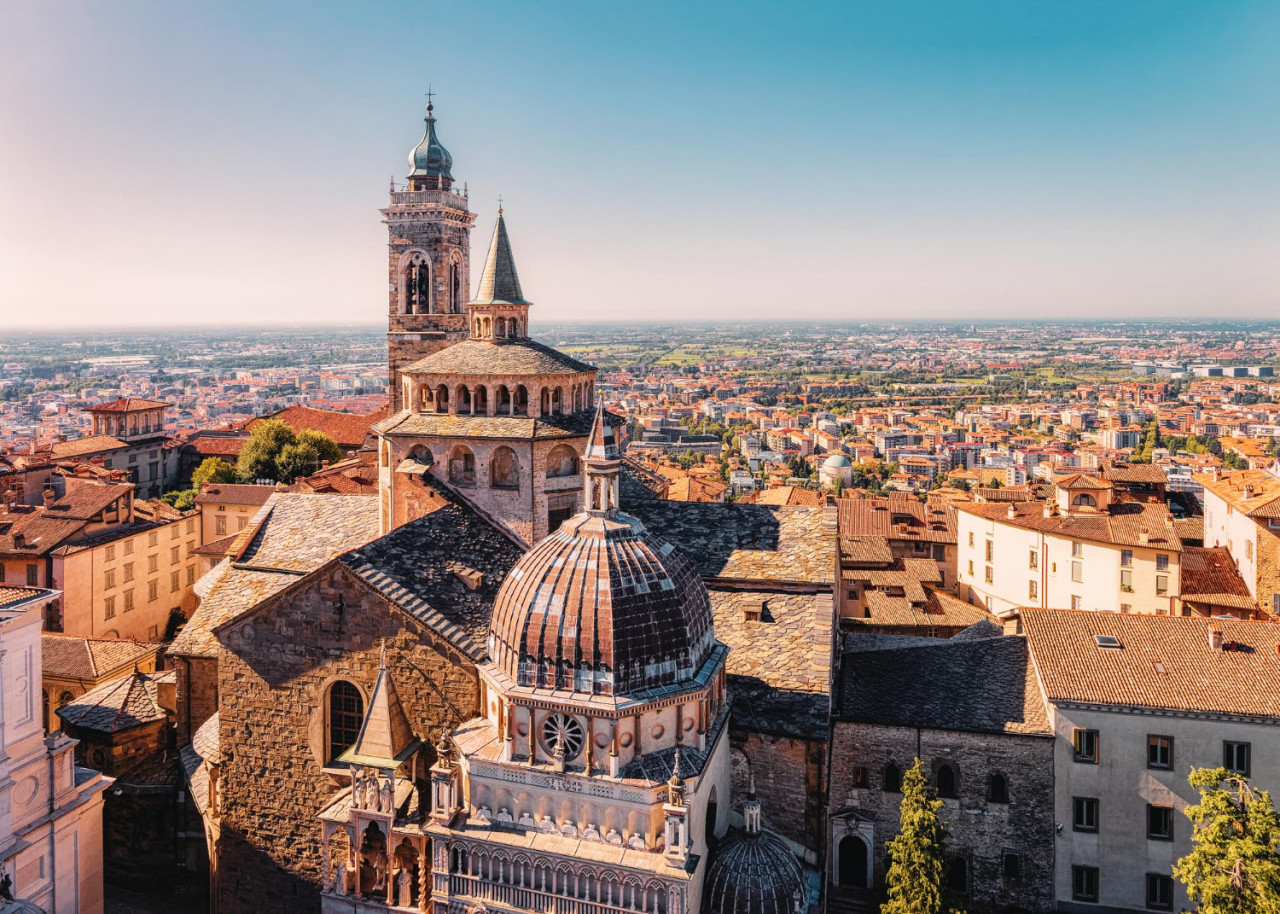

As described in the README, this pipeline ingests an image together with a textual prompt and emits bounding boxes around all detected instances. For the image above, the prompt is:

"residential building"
[0,586,111,913]
[956,475,1182,617]
[1196,467,1280,617]
[41,633,162,732]
[1022,609,1280,913]
[195,483,275,542]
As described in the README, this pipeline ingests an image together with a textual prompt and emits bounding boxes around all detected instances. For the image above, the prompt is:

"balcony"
[387,188,470,210]
[447,872,668,914]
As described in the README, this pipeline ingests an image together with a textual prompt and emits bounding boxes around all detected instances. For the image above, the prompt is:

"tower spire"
[470,209,528,306]
[583,397,621,515]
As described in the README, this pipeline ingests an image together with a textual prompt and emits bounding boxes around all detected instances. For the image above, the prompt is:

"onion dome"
[487,405,716,696]
[408,103,453,180]
[704,783,806,914]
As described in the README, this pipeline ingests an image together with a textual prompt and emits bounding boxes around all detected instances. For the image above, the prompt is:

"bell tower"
[383,98,476,410]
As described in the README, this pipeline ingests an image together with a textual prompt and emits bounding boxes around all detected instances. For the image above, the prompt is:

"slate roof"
[377,408,618,442]
[404,338,594,378]
[959,500,1182,552]
[1179,546,1256,610]
[180,712,219,816]
[469,210,529,306]
[839,633,1051,736]
[169,494,382,658]
[339,488,525,661]
[42,633,161,680]
[57,669,175,734]
[624,501,834,588]
[1022,609,1280,717]
[711,589,832,739]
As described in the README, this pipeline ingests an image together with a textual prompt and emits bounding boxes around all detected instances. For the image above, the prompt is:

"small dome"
[704,828,806,914]
[488,511,715,696]
[823,454,852,469]
[408,106,453,180]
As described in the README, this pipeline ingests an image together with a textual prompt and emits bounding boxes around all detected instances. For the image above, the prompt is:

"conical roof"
[408,105,453,180]
[338,650,420,769]
[585,400,620,462]
[469,211,529,306]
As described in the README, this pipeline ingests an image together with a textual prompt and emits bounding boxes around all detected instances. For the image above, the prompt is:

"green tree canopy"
[1174,766,1280,914]
[882,759,958,914]
[236,419,296,483]
[276,430,343,484]
[191,457,238,490]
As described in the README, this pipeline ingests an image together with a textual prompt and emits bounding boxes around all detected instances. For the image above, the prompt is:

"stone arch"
[457,384,473,415]
[546,443,580,477]
[987,772,1009,804]
[490,446,520,489]
[1072,492,1097,508]
[882,762,902,793]
[838,834,870,887]
[513,385,528,416]
[408,445,434,468]
[435,384,450,413]
[540,388,550,415]
[474,384,489,415]
[397,249,432,315]
[325,680,363,765]
[552,386,564,415]
[449,252,464,313]
[495,384,511,415]
[936,762,959,799]
[448,445,476,487]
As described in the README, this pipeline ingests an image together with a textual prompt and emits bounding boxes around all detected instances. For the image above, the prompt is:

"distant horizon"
[3,0,1279,327]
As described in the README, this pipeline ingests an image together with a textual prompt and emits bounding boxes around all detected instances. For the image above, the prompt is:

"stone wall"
[828,721,1056,913]
[174,655,219,744]
[730,729,825,859]
[213,561,480,914]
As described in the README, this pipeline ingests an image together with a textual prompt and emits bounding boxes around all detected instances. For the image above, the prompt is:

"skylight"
[1095,634,1123,649]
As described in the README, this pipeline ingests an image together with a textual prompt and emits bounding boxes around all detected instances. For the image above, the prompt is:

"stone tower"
[382,101,476,410]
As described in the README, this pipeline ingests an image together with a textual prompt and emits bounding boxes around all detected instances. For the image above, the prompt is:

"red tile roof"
[50,435,128,458]
[86,397,171,413]
[959,500,1181,552]
[253,404,391,450]
[1179,546,1256,611]
[838,495,956,543]
[1023,609,1280,717]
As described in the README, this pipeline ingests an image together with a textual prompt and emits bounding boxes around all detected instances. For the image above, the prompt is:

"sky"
[1,0,1278,328]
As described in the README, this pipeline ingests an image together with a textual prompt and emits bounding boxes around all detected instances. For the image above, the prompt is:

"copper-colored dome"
[487,511,715,696]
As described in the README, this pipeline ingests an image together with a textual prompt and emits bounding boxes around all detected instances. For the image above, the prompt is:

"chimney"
[42,487,56,507]
[1138,531,1150,545]
[1007,503,1017,520]
[1209,629,1224,651]
[1043,501,1057,518]
[320,459,330,470]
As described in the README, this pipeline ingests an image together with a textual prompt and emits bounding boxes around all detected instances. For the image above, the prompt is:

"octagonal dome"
[487,511,715,696]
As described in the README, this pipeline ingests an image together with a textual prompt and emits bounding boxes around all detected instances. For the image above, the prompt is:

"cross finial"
[497,194,503,214]
[425,85,435,112]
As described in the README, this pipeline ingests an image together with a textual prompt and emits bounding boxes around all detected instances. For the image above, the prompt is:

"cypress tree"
[882,759,956,914]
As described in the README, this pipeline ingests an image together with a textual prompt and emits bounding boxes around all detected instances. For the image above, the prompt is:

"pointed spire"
[585,396,620,463]
[337,656,420,769]
[469,210,530,306]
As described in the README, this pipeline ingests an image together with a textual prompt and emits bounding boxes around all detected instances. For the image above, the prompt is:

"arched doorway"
[838,834,869,888]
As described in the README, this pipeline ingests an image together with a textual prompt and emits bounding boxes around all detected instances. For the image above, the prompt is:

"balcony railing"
[448,873,666,914]
[388,188,469,209]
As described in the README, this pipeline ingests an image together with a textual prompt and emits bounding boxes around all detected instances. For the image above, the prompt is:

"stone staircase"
[825,887,876,914]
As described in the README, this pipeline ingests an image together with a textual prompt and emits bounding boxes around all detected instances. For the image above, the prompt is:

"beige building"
[1023,610,1280,913]
[956,475,1182,617]
[41,632,162,732]
[51,501,201,642]
[0,586,112,913]
[1196,467,1280,617]
[195,483,276,543]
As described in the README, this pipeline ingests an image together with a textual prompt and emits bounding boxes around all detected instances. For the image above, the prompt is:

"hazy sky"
[2,1,1278,328]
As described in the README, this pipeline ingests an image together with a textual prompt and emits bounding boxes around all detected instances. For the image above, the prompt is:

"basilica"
[173,102,833,914]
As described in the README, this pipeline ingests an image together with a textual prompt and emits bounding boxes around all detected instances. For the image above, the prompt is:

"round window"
[541,713,585,759]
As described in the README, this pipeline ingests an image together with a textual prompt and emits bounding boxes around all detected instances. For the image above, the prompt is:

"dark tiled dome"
[704,828,806,914]
[487,511,715,696]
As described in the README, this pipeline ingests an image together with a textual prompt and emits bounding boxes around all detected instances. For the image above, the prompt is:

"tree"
[275,430,343,484]
[882,759,957,914]
[236,419,296,483]
[191,457,237,490]
[1174,766,1280,914]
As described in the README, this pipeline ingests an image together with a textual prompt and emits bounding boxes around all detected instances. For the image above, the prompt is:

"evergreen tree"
[1174,767,1280,914]
[275,429,344,484]
[882,759,957,914]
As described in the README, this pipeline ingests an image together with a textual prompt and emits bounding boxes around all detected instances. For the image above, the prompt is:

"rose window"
[541,713,585,759]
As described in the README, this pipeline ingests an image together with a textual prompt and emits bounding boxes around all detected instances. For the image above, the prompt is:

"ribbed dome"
[487,511,715,696]
[823,454,852,468]
[408,106,453,180]
[703,828,806,914]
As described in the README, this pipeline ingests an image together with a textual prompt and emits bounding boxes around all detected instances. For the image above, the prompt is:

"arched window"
[449,446,476,486]
[936,763,958,799]
[59,690,75,709]
[513,385,528,416]
[474,385,489,415]
[403,254,431,315]
[327,681,363,764]
[435,384,450,413]
[496,385,512,414]
[1072,492,1097,508]
[450,261,462,312]
[546,445,579,478]
[540,388,550,415]
[490,446,520,489]
[882,763,902,793]
[408,445,434,469]
[457,385,473,415]
[987,773,1009,804]
[552,387,563,415]
[704,785,719,848]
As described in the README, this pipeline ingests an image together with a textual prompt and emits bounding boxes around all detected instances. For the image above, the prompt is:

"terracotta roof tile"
[42,633,161,680]
[959,500,1181,552]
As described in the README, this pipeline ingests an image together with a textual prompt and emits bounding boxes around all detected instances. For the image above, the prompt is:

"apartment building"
[956,475,1182,617]
[1022,610,1280,913]
[1196,467,1280,617]
[194,483,275,543]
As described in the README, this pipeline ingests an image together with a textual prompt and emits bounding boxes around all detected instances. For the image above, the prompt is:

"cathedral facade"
[174,104,831,914]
